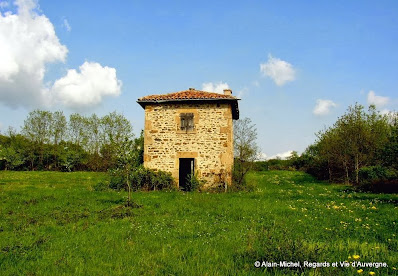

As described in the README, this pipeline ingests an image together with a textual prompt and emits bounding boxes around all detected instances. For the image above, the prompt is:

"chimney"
[223,89,232,96]
[189,87,195,91]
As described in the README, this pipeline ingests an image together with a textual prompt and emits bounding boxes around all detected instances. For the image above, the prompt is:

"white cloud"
[367,90,389,107]
[202,81,230,94]
[313,99,337,116]
[63,18,71,32]
[51,61,122,108]
[268,150,294,160]
[0,0,121,109]
[260,54,296,86]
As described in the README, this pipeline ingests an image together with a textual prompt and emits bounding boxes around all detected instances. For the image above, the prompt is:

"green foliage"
[58,142,88,172]
[253,157,298,172]
[231,161,255,192]
[0,145,25,170]
[109,168,126,190]
[132,167,175,191]
[1,170,396,275]
[1,110,140,172]
[357,166,398,193]
[184,173,205,191]
[359,166,391,182]
[109,166,175,191]
[232,159,247,187]
[298,104,397,188]
[379,116,398,169]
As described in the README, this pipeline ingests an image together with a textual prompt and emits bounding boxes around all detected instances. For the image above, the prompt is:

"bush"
[185,173,205,191]
[109,168,126,190]
[231,167,256,192]
[358,166,398,193]
[358,166,397,183]
[109,166,175,191]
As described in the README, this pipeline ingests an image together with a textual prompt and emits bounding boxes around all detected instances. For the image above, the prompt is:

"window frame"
[180,113,194,132]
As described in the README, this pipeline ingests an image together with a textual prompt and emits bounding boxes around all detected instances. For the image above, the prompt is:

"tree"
[304,103,392,184]
[379,112,398,169]
[22,110,53,169]
[51,111,67,168]
[101,111,133,146]
[100,112,133,169]
[233,117,259,188]
[68,113,89,148]
[51,111,67,145]
[114,138,140,206]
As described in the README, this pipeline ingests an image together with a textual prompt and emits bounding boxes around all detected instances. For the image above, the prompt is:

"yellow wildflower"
[353,255,360,260]
[369,272,375,275]
[357,269,363,273]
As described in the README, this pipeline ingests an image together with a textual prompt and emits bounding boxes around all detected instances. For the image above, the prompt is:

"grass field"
[0,170,397,275]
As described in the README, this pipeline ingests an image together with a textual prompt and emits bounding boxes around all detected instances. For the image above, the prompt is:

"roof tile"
[138,89,238,101]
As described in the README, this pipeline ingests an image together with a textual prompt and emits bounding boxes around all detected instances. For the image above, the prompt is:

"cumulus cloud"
[260,54,296,86]
[63,18,71,32]
[367,91,389,107]
[0,0,121,109]
[313,99,337,116]
[52,62,121,108]
[202,81,230,94]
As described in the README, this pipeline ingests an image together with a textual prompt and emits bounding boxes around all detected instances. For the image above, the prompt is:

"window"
[180,113,194,131]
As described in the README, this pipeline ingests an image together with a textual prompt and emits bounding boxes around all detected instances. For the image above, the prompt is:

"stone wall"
[143,102,233,188]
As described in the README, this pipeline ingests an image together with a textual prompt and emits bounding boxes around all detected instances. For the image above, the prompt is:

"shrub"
[109,168,126,190]
[109,166,175,191]
[231,168,257,192]
[358,166,397,183]
[358,166,398,193]
[185,173,205,191]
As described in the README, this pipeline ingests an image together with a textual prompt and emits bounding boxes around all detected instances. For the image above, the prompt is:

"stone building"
[137,88,240,189]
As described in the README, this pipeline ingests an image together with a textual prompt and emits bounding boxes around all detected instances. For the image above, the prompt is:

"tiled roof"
[137,88,240,119]
[137,88,238,102]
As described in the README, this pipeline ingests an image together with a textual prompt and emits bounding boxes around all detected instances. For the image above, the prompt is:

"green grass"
[0,170,397,275]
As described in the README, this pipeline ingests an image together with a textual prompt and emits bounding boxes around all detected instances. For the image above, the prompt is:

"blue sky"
[0,0,397,158]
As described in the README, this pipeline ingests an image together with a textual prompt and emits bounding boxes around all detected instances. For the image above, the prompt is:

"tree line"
[255,104,397,192]
[0,110,143,171]
[300,104,397,185]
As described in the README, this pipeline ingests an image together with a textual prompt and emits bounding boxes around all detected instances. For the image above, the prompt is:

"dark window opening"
[180,113,194,131]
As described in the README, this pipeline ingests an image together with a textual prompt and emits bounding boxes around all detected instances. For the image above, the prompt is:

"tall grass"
[0,171,396,275]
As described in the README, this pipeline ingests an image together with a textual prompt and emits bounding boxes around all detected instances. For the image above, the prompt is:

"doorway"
[179,158,194,191]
